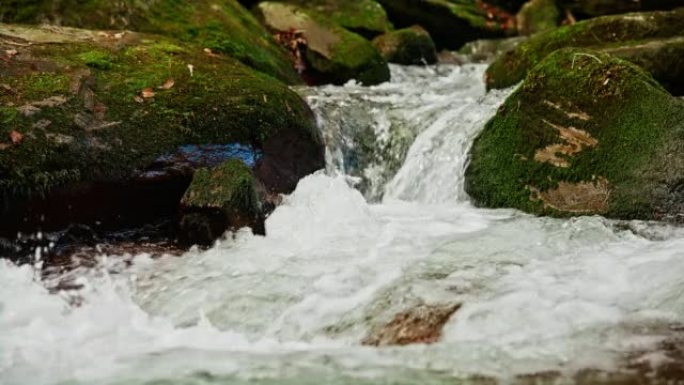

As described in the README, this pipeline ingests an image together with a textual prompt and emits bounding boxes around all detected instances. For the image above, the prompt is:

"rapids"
[2,64,684,385]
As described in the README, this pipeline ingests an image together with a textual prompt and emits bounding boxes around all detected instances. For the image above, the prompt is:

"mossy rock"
[179,159,263,245]
[0,24,323,235]
[516,0,560,36]
[376,0,517,49]
[557,0,684,18]
[485,8,684,93]
[372,26,437,65]
[458,36,527,62]
[466,48,684,220]
[254,2,390,86]
[279,0,393,37]
[0,0,301,84]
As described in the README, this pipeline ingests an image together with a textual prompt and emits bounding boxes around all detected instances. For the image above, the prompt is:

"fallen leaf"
[187,64,194,77]
[134,95,144,103]
[159,78,175,90]
[114,32,126,39]
[10,130,23,144]
[141,88,155,98]
[0,143,10,150]
[5,49,17,58]
[203,48,219,57]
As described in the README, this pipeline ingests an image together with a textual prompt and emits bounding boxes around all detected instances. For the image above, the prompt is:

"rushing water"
[3,64,684,385]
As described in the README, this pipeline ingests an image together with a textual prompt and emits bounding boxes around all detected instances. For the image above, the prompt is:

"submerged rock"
[0,0,301,84]
[372,26,437,65]
[516,0,560,36]
[279,0,393,37]
[466,48,684,220]
[485,8,684,93]
[362,304,461,346]
[0,24,323,236]
[255,2,390,86]
[179,160,263,246]
[376,0,516,49]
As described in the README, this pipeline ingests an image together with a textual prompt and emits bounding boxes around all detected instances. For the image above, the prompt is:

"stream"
[2,64,684,385]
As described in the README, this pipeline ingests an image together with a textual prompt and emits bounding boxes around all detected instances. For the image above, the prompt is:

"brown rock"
[362,303,461,346]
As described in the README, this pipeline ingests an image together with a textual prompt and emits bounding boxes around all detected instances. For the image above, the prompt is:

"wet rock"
[557,0,684,18]
[254,2,390,86]
[0,0,300,84]
[376,0,517,50]
[485,8,684,93]
[372,25,437,65]
[466,48,684,220]
[457,36,527,63]
[178,159,264,246]
[362,304,460,346]
[279,0,393,38]
[516,0,560,36]
[0,24,323,237]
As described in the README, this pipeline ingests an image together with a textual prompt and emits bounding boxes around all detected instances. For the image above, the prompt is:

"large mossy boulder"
[516,0,560,36]
[557,0,684,18]
[466,48,684,220]
[0,0,301,84]
[372,26,438,65]
[0,24,324,236]
[279,0,393,37]
[254,2,390,86]
[376,0,517,49]
[485,8,684,93]
[179,159,263,245]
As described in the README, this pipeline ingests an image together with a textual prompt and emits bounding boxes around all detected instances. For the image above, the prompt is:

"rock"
[372,26,437,65]
[0,0,301,84]
[362,304,461,346]
[516,0,560,36]
[254,2,390,86]
[557,0,684,18]
[466,48,684,220]
[485,8,684,92]
[0,24,324,237]
[376,0,517,49]
[457,36,527,63]
[280,0,393,37]
[178,159,264,246]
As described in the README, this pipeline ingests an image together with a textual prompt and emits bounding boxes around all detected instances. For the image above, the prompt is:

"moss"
[486,7,684,90]
[372,26,437,65]
[466,48,684,220]
[0,0,302,84]
[255,2,390,85]
[516,0,559,36]
[281,0,393,37]
[78,50,113,70]
[181,159,258,212]
[0,25,320,201]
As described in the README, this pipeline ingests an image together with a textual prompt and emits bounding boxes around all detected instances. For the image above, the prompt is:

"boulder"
[254,2,390,86]
[178,159,264,246]
[362,304,461,346]
[557,0,684,18]
[376,0,517,49]
[0,0,301,84]
[372,26,438,65]
[0,24,324,236]
[280,0,393,37]
[485,8,684,93]
[516,0,560,36]
[457,36,527,63]
[466,48,684,220]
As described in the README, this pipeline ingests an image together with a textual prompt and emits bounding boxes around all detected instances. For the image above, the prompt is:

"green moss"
[372,26,437,65]
[281,0,393,36]
[78,50,113,70]
[467,48,684,220]
[486,7,684,89]
[182,159,258,213]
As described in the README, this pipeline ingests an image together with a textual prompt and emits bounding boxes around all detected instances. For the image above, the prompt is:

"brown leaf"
[203,48,219,57]
[141,88,155,98]
[10,130,23,144]
[159,78,175,90]
[134,95,144,103]
[5,49,18,58]
[0,143,10,150]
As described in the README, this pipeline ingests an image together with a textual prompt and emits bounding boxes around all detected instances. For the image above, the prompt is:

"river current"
[2,64,684,385]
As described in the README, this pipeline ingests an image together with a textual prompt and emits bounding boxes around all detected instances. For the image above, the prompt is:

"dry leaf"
[203,48,219,57]
[187,64,194,77]
[114,32,126,40]
[0,143,10,150]
[134,95,144,103]
[10,130,23,144]
[159,78,175,90]
[5,49,17,58]
[141,88,155,98]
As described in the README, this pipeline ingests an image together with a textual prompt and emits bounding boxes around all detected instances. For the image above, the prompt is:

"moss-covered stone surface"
[466,48,684,220]
[0,24,323,234]
[0,0,301,84]
[377,0,517,49]
[516,0,559,36]
[372,26,437,65]
[179,159,263,245]
[485,8,684,92]
[557,0,684,18]
[255,2,390,86]
[280,0,393,37]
